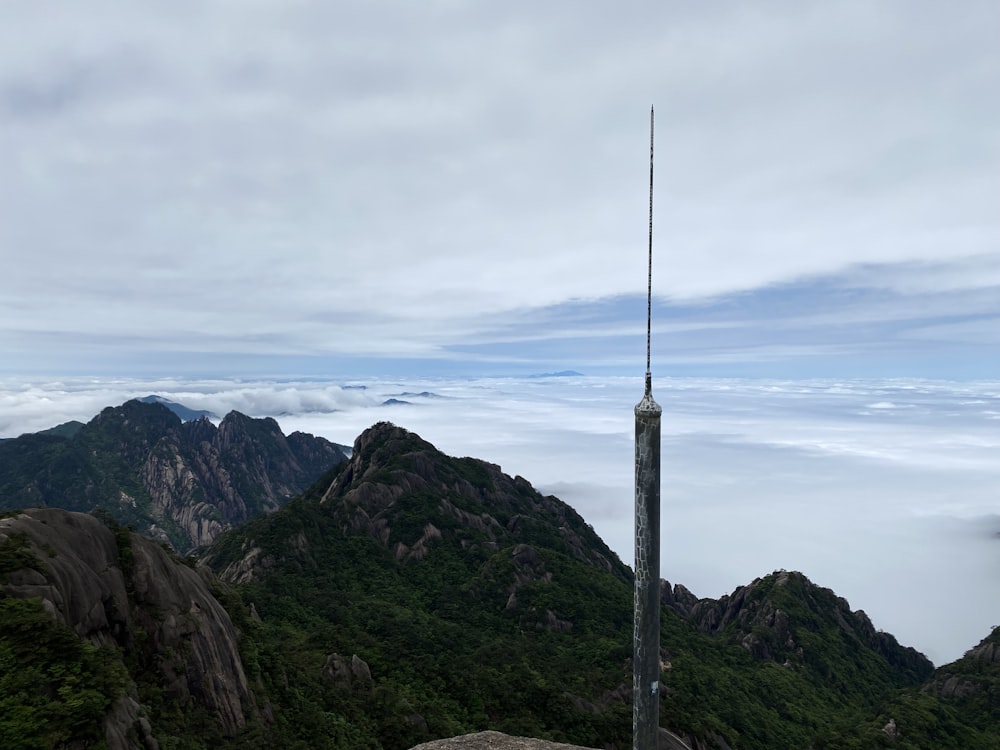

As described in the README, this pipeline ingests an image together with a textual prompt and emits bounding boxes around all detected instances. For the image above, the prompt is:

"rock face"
[323,652,373,689]
[0,508,257,747]
[212,422,630,604]
[965,631,1000,665]
[667,570,933,681]
[326,423,628,577]
[410,729,713,750]
[0,399,348,551]
[409,730,598,750]
[924,625,1000,701]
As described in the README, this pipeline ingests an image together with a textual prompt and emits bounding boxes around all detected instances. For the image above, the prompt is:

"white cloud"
[0,2,997,371]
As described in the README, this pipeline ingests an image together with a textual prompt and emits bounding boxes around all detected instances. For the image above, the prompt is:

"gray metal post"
[634,106,661,750]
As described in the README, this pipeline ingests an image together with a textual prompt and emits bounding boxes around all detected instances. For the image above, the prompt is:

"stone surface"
[408,730,598,750]
[0,399,347,552]
[676,570,931,678]
[0,508,257,747]
[323,652,373,689]
[408,729,719,750]
[215,422,631,587]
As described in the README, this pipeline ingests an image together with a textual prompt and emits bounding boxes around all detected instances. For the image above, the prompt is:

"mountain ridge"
[0,399,347,551]
[2,421,998,748]
[197,422,993,749]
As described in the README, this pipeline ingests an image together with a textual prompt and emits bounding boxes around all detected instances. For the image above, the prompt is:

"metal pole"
[634,105,662,750]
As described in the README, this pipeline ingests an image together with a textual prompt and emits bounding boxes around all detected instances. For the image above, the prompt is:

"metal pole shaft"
[634,391,661,750]
[634,104,662,750]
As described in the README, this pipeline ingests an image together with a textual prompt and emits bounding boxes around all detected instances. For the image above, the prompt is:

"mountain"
[137,394,217,421]
[199,423,988,749]
[0,399,348,551]
[821,625,1000,749]
[663,571,931,683]
[0,420,85,442]
[1,422,998,749]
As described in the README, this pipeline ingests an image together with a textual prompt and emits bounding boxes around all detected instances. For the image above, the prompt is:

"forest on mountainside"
[1,421,998,749]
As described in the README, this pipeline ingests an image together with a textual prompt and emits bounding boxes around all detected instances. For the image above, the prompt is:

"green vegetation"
[0,532,42,583]
[0,399,346,552]
[0,597,127,749]
[0,404,174,539]
[1,421,998,749]
[192,424,992,749]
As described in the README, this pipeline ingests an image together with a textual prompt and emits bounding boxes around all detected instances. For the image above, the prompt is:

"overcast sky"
[1,1,997,378]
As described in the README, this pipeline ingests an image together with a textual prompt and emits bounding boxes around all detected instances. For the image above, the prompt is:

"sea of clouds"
[2,374,998,666]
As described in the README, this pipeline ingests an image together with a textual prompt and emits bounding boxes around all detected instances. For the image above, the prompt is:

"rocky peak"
[181,414,218,444]
[216,409,278,446]
[330,422,436,492]
[966,628,1000,664]
[94,399,182,434]
[674,570,933,681]
[0,400,348,553]
[90,400,183,457]
[209,422,630,608]
[315,422,628,580]
[924,625,1000,701]
[661,579,700,618]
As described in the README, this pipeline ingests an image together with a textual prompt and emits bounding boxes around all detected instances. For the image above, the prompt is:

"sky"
[1,1,997,378]
[0,3,998,666]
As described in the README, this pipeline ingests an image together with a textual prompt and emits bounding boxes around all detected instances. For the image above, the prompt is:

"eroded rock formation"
[0,508,256,748]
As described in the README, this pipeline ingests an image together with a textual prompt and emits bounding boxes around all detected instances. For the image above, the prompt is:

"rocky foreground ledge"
[409,729,703,750]
[409,731,598,750]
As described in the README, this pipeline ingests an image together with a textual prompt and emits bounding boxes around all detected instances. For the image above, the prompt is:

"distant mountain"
[1,422,997,749]
[528,370,584,378]
[0,399,347,551]
[0,420,85,442]
[138,394,217,421]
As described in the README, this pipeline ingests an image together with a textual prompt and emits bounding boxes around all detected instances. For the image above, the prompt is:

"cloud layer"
[3,374,998,665]
[1,2,997,376]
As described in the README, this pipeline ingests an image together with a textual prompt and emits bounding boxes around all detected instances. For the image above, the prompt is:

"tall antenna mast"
[633,106,663,750]
[646,106,654,391]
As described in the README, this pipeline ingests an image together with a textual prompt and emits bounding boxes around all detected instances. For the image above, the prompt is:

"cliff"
[208,421,628,587]
[663,570,932,683]
[0,508,257,748]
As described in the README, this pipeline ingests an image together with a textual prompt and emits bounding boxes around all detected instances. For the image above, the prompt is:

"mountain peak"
[211,422,629,586]
[352,421,434,462]
[676,569,933,683]
[138,395,217,421]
